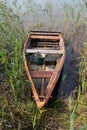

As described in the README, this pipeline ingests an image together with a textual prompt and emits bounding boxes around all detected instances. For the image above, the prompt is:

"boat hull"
[23,31,65,108]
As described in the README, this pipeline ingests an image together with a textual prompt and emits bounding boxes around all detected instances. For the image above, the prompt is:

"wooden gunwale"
[23,34,41,105]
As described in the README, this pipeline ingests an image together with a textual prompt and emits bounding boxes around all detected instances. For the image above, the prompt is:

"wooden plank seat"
[32,43,59,45]
[30,35,61,40]
[32,42,59,45]
[26,49,63,54]
[30,71,53,78]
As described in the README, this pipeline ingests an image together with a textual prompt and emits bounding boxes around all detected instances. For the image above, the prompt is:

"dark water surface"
[58,44,79,97]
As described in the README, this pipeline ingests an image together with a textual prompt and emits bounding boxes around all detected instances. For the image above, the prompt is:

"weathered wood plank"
[32,45,58,47]
[30,35,61,40]
[39,47,58,49]
[32,42,59,45]
[26,49,63,54]
[30,71,53,78]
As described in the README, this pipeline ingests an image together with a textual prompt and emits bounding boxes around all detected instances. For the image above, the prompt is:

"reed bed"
[0,0,87,130]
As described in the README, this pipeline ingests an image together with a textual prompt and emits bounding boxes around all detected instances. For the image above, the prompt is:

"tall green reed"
[69,103,87,130]
[69,104,78,130]
[0,1,30,100]
[78,19,87,99]
[62,0,87,43]
[78,42,87,100]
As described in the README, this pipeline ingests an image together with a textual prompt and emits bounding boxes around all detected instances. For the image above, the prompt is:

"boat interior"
[25,32,63,99]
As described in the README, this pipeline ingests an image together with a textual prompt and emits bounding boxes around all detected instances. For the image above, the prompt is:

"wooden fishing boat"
[23,31,65,108]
